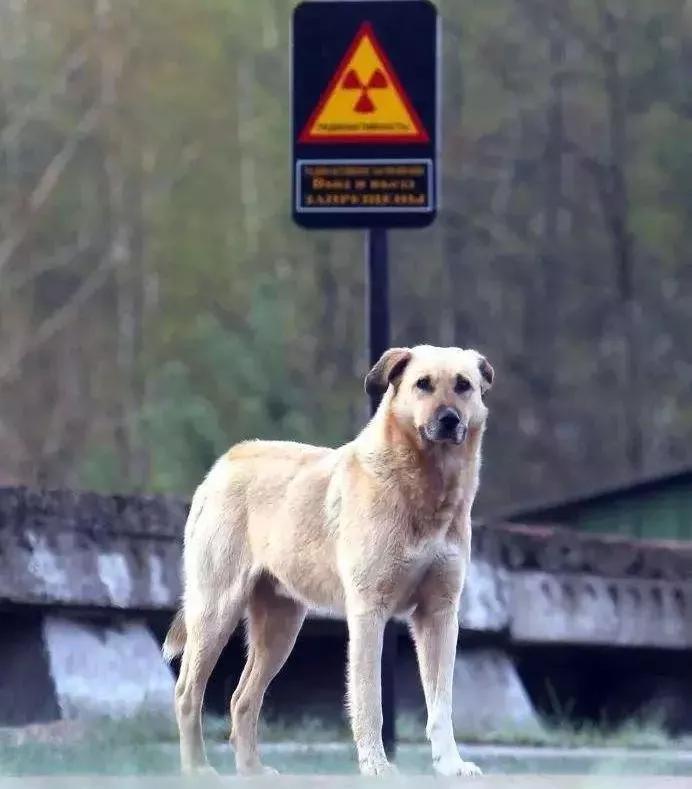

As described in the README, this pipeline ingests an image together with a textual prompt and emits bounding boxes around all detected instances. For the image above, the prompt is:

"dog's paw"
[434,755,482,777]
[237,764,279,777]
[359,759,398,777]
[182,764,221,779]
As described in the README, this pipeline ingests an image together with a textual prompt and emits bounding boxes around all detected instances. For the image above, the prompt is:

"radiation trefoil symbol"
[299,22,429,143]
[341,66,388,114]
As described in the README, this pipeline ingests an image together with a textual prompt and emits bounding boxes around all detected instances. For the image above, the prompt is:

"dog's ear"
[476,354,495,393]
[364,347,412,398]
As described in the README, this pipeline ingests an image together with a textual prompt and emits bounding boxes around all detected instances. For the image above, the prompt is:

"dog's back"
[163,439,336,662]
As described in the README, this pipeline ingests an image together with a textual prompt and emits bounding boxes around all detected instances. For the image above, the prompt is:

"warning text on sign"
[296,159,433,213]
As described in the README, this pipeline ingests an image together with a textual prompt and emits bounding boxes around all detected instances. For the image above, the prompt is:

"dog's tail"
[162,608,186,662]
[162,475,212,663]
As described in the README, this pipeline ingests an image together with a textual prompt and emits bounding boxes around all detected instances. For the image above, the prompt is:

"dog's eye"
[415,376,434,392]
[455,375,472,394]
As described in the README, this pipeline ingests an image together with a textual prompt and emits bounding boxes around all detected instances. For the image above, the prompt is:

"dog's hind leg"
[175,579,250,774]
[228,637,255,750]
[175,588,244,774]
[229,641,254,736]
[173,457,257,774]
[230,575,306,776]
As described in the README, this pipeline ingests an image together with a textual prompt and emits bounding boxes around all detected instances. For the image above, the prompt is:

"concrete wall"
[2,486,690,646]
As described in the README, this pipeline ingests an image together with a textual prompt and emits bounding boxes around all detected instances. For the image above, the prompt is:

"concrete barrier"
[2,485,691,727]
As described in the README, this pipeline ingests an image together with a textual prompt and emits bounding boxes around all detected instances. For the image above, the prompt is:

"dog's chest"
[389,536,462,615]
[390,494,464,598]
[406,450,470,527]
[409,474,465,541]
[418,496,459,536]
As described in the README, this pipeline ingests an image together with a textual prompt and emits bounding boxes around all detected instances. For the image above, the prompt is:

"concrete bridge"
[1,486,691,731]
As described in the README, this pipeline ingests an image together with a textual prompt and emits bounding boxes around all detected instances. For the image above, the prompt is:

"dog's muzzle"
[422,406,468,444]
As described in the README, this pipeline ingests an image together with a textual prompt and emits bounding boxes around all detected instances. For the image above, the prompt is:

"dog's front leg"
[346,608,395,776]
[411,605,482,777]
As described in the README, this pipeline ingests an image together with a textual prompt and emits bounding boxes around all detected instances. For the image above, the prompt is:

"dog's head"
[365,345,494,446]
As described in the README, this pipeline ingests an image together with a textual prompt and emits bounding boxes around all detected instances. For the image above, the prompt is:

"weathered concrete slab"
[510,572,692,647]
[0,487,184,610]
[2,485,692,649]
[42,617,174,719]
[0,615,174,725]
[452,649,542,735]
[460,560,509,632]
[474,521,692,580]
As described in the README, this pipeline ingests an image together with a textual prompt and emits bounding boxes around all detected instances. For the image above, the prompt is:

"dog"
[163,344,494,777]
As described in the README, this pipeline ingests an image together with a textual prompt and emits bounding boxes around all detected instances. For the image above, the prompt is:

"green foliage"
[141,278,330,492]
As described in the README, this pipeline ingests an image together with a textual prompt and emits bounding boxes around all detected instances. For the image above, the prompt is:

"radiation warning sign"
[298,22,429,144]
[292,0,438,229]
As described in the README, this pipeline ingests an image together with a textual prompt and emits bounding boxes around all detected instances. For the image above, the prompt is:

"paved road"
[0,777,691,789]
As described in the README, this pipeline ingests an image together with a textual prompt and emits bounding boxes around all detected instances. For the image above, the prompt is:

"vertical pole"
[365,227,396,759]
[367,228,390,391]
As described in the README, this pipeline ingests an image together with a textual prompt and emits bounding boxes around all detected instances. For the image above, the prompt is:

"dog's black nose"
[438,407,461,431]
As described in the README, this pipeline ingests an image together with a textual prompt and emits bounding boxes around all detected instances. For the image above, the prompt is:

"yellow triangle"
[300,23,429,143]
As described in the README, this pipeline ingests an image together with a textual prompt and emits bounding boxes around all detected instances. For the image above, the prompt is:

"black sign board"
[292,0,438,229]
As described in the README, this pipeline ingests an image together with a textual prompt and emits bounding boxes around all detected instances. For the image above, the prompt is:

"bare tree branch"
[519,0,607,58]
[141,142,202,211]
[0,255,114,383]
[470,215,539,256]
[0,104,102,277]
[1,237,94,295]
[0,41,90,149]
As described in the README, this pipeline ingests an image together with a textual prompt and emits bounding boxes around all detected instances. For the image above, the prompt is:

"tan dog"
[163,344,494,777]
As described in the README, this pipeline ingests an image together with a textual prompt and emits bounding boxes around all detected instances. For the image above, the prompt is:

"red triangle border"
[298,21,430,144]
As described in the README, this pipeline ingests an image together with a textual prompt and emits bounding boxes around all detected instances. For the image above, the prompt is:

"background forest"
[1,0,692,512]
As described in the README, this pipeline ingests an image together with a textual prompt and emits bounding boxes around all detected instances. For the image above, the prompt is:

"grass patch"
[5,710,690,750]
[0,715,692,775]
[1,710,692,777]
[99,709,692,750]
[452,719,692,749]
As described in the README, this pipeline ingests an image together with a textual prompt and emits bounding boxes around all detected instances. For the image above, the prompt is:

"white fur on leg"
[429,706,483,777]
[347,610,395,777]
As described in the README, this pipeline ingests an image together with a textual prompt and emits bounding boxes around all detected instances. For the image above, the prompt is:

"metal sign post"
[367,228,390,398]
[292,0,439,758]
[365,225,396,755]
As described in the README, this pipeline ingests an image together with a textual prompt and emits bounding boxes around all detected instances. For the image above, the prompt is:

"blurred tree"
[0,0,691,516]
